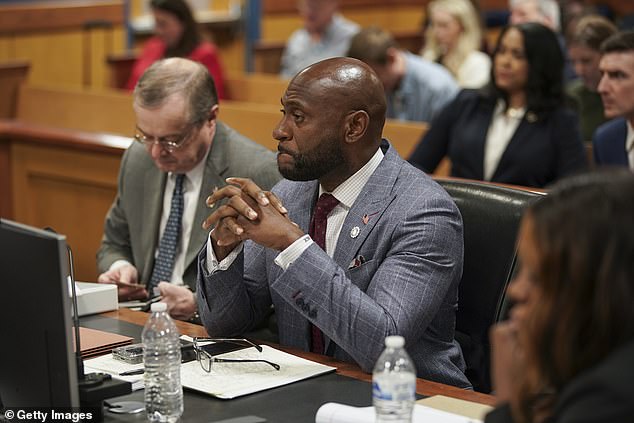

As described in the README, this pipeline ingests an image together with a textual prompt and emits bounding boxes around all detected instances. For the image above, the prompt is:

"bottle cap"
[151,302,167,312]
[385,335,405,348]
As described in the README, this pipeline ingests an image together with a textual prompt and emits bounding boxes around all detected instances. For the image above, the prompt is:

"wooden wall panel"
[11,142,123,281]
[0,1,126,88]
[16,85,135,135]
[13,31,84,87]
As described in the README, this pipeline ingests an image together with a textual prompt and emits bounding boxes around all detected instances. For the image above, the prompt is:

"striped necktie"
[148,174,185,294]
[308,193,339,354]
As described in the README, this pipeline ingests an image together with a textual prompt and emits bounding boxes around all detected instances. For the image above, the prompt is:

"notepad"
[84,354,144,391]
[180,345,336,399]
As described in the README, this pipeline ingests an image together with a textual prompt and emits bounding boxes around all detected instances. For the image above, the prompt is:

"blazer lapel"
[332,147,398,278]
[324,143,400,354]
[140,169,166,285]
[472,101,496,179]
[184,133,229,273]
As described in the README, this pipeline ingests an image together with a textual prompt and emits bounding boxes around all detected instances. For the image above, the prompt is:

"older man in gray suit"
[198,57,470,388]
[97,58,280,321]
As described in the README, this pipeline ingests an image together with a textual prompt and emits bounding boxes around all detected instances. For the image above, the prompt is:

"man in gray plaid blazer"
[197,57,470,388]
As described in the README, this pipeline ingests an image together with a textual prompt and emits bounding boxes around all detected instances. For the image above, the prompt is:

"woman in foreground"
[486,171,634,422]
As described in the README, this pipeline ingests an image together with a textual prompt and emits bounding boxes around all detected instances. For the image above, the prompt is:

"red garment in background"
[125,36,226,100]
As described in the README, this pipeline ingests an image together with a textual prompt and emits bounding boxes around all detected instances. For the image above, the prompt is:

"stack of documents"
[74,281,118,316]
[84,343,336,397]
[315,403,483,423]
[78,327,133,359]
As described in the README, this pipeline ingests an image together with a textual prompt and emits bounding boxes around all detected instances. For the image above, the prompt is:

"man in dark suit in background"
[593,30,634,170]
[97,58,281,321]
[197,57,471,388]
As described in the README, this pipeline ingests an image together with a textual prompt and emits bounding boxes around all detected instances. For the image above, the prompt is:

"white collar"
[319,147,384,209]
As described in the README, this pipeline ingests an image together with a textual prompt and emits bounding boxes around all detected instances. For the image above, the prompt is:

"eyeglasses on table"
[192,337,280,372]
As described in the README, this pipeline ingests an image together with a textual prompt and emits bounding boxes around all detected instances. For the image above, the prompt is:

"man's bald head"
[134,57,218,125]
[291,57,387,141]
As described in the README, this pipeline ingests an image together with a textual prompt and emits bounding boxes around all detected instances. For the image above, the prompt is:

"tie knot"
[174,174,185,191]
[314,193,339,218]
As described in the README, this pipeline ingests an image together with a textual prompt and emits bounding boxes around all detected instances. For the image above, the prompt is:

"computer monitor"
[0,219,79,408]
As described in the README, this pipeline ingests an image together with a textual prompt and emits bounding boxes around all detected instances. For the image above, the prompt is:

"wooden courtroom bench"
[3,84,437,280]
[106,51,289,105]
[14,84,429,157]
[0,60,30,119]
[0,120,129,281]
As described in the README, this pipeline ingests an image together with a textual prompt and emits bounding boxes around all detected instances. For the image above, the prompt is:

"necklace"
[506,107,524,119]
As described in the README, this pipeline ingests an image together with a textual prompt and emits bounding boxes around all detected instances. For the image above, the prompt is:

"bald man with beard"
[197,57,471,389]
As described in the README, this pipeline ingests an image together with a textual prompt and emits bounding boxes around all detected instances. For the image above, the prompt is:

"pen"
[119,369,144,376]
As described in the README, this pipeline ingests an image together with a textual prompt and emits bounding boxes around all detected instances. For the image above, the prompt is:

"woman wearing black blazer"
[485,171,634,422]
[409,23,587,188]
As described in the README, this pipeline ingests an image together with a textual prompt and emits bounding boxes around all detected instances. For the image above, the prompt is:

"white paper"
[84,354,144,391]
[181,345,336,399]
[315,403,482,423]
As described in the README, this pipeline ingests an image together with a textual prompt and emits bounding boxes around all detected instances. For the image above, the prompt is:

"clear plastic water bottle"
[372,336,416,423]
[142,302,183,423]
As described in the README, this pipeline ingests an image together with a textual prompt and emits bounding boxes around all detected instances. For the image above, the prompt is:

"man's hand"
[203,178,303,260]
[158,282,196,321]
[97,264,148,301]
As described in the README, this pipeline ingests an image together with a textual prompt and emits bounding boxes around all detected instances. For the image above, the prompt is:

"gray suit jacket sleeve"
[198,142,469,388]
[97,147,136,273]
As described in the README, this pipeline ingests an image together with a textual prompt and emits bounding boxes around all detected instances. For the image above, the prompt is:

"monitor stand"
[79,373,132,422]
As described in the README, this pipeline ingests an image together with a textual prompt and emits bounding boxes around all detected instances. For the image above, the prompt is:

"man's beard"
[278,137,344,181]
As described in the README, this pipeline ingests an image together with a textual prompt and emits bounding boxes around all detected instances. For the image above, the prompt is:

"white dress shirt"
[110,148,209,285]
[484,101,525,181]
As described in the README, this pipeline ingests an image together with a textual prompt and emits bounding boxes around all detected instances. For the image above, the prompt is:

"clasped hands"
[203,177,304,261]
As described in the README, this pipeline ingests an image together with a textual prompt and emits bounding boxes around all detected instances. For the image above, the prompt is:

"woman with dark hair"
[408,22,587,188]
[125,0,226,99]
[486,170,634,423]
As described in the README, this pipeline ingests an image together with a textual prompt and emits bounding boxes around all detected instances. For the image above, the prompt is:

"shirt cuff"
[109,259,134,271]
[205,231,244,274]
[274,235,313,271]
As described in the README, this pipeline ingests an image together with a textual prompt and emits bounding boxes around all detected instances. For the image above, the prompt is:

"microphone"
[43,227,107,387]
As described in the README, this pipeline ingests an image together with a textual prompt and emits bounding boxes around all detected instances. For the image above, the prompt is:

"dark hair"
[347,26,399,65]
[485,22,564,116]
[600,30,634,54]
[568,15,617,51]
[516,170,634,422]
[151,0,201,57]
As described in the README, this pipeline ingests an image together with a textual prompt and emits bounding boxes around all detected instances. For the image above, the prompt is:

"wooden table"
[101,309,496,407]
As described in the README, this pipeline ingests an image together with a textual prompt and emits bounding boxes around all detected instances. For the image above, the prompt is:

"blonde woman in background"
[422,0,491,88]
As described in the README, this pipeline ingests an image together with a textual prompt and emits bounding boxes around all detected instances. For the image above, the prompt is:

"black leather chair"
[435,178,544,392]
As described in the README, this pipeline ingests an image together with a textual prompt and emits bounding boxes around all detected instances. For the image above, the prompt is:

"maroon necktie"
[308,193,340,354]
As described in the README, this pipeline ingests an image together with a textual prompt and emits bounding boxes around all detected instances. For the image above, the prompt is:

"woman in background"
[409,22,586,188]
[422,0,491,88]
[126,0,226,99]
[566,14,617,141]
[486,170,634,423]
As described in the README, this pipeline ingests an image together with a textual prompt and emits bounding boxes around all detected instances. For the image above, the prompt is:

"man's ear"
[344,110,369,144]
[386,47,398,67]
[209,104,220,122]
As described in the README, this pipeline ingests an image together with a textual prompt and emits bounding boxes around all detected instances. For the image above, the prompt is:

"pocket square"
[348,255,366,269]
